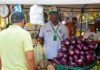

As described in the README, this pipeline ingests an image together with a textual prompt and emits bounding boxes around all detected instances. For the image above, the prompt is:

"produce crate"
[56,61,96,70]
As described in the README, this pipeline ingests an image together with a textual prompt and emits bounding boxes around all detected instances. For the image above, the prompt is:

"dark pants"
[96,44,100,56]
[48,59,52,62]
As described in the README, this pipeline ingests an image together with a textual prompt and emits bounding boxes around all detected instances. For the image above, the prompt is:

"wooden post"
[3,18,7,28]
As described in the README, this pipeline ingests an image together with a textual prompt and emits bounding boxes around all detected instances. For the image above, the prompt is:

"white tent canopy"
[0,0,100,5]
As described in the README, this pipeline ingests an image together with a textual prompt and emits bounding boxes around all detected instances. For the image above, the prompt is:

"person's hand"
[32,39,38,45]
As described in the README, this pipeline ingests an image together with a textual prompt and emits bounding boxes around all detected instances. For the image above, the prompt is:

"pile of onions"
[52,38,96,67]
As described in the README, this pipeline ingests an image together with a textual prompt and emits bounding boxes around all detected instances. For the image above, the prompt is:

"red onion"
[69,49,74,56]
[75,49,80,55]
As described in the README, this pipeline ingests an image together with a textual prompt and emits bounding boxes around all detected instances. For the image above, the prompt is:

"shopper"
[0,12,35,70]
[61,17,69,24]
[72,16,78,36]
[83,24,97,41]
[38,8,69,61]
[95,18,100,56]
[65,17,78,38]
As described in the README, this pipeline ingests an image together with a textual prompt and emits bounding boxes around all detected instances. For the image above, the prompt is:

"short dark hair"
[66,17,69,20]
[11,12,24,23]
[72,17,77,20]
[44,12,48,19]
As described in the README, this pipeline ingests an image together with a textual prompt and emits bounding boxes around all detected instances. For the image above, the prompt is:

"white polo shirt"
[39,21,69,59]
[83,30,100,41]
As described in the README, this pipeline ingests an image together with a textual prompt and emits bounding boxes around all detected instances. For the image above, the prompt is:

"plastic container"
[56,61,96,70]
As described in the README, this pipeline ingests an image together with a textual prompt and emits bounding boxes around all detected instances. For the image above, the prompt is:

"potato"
[40,62,45,69]
[47,64,55,70]
[37,66,41,70]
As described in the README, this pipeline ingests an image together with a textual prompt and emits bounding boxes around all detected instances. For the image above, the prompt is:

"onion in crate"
[77,59,84,67]
[79,55,85,61]
[85,51,89,55]
[65,39,70,46]
[74,54,79,60]
[63,54,67,58]
[52,58,60,64]
[80,51,85,55]
[69,49,74,56]
[92,53,96,61]
[74,49,80,55]
[61,58,67,65]
[61,41,65,48]
[88,44,95,50]
[69,61,77,66]
[77,44,82,50]
[83,45,89,51]
[61,47,67,52]
[77,39,82,44]
[86,53,92,64]
[69,56,74,61]
[71,39,76,45]
[81,38,85,42]
[69,45,74,50]
[57,52,63,59]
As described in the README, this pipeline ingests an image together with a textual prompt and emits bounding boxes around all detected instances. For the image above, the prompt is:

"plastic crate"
[56,61,96,70]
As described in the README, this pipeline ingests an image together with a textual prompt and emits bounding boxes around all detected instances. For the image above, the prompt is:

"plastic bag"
[33,43,47,65]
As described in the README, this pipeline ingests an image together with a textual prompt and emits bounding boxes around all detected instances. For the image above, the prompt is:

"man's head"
[44,12,48,23]
[64,17,69,22]
[48,7,59,25]
[11,12,25,27]
[72,17,77,24]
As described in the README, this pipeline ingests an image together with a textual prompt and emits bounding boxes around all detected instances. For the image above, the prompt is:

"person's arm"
[38,26,44,45]
[0,59,1,70]
[63,25,69,39]
[83,31,88,39]
[25,51,35,70]
[37,37,44,45]
[23,31,35,70]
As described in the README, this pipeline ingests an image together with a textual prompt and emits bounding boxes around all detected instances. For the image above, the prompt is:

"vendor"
[95,18,100,56]
[38,7,69,61]
[72,17,78,37]
[95,18,100,40]
[83,24,97,41]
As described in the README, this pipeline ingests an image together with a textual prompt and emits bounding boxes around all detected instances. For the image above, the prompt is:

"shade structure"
[0,0,100,5]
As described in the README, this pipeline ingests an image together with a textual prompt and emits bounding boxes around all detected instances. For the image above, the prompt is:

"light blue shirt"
[39,21,69,59]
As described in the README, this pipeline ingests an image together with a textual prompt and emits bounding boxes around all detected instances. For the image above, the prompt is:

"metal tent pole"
[80,4,87,36]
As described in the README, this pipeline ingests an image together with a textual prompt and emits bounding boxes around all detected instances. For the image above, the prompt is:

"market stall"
[0,0,100,70]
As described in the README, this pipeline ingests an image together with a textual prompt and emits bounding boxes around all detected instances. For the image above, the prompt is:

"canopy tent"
[1,0,100,12]
[0,0,100,32]
[0,0,100,5]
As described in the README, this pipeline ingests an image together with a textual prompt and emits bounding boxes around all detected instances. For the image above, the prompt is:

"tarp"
[0,0,100,5]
